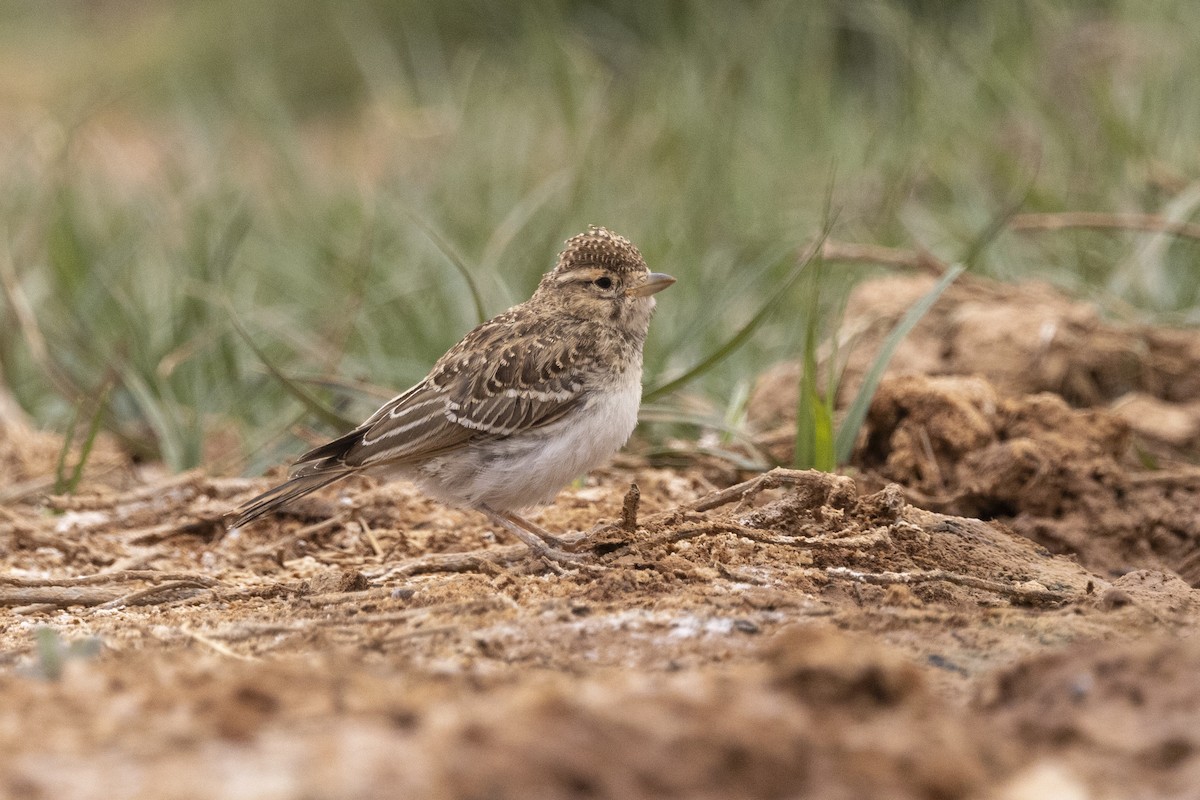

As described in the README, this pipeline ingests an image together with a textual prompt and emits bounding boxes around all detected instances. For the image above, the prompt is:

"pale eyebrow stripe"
[554,266,608,283]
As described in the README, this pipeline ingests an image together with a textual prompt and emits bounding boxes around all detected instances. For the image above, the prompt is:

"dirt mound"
[854,373,1200,583]
[747,272,1200,584]
[749,273,1200,459]
[0,468,1102,663]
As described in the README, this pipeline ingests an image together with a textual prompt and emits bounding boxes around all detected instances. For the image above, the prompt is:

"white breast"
[412,374,643,511]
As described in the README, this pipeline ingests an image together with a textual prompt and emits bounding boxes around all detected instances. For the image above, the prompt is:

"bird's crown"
[553,226,647,276]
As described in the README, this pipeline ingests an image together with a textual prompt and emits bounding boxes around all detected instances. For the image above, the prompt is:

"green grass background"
[1,0,1198,474]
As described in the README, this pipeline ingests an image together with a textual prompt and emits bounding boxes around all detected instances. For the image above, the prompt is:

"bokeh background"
[1,0,1198,474]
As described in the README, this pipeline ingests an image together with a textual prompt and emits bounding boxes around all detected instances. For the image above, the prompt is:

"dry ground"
[4,274,1200,799]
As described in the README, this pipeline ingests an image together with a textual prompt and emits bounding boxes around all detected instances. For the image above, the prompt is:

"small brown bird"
[231,226,674,563]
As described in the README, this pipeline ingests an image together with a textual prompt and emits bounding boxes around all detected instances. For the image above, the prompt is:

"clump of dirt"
[854,372,1200,583]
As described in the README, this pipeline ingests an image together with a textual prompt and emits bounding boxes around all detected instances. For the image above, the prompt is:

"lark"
[231,226,674,563]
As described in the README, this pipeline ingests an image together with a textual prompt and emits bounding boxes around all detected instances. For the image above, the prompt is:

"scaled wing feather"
[298,316,591,473]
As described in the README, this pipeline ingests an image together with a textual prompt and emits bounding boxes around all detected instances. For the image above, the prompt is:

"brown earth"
[5,273,1200,799]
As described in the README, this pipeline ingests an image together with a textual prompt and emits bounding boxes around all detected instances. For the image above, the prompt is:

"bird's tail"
[228,468,351,529]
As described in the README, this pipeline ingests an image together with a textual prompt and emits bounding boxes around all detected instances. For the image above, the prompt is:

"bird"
[230,226,674,564]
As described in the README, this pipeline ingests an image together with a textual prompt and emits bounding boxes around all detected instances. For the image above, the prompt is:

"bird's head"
[535,226,675,333]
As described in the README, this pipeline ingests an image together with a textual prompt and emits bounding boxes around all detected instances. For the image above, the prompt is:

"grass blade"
[52,378,114,494]
[794,314,836,470]
[404,210,489,325]
[834,263,965,464]
[228,309,356,431]
[958,175,1036,268]
[51,404,81,496]
[118,366,185,471]
[791,252,844,471]
[65,385,109,493]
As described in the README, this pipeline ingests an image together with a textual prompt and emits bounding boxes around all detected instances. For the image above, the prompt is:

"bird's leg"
[478,505,584,564]
[501,509,572,547]
[499,509,591,550]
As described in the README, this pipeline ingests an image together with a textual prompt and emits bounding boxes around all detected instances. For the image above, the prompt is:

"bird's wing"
[290,311,594,476]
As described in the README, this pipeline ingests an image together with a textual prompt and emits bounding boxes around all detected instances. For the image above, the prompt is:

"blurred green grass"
[1,0,1198,473]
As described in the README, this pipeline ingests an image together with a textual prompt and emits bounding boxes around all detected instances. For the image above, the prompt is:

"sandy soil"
[4,273,1200,799]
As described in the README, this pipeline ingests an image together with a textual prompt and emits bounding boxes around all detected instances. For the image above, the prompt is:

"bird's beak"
[627,272,676,297]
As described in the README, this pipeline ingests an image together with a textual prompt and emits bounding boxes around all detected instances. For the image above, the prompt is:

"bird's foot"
[530,546,589,574]
[538,529,589,551]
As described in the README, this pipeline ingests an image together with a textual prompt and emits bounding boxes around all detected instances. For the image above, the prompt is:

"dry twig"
[1009,211,1200,242]
[620,483,641,532]
[823,566,1073,606]
[96,580,215,610]
[0,587,126,608]
[369,544,530,580]
[0,570,218,588]
[821,240,950,276]
[0,571,220,609]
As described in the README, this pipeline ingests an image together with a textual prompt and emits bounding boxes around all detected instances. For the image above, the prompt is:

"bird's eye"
[593,276,613,290]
